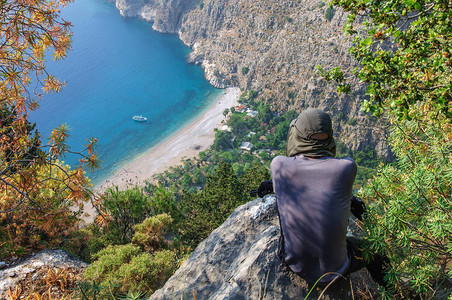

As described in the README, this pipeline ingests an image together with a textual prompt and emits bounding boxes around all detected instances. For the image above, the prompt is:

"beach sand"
[97,87,239,190]
[81,87,239,223]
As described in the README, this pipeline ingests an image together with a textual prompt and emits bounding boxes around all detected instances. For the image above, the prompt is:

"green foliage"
[74,280,119,300]
[212,129,234,151]
[223,108,229,118]
[84,214,179,296]
[84,244,178,295]
[84,244,142,283]
[64,185,182,263]
[239,90,258,104]
[132,214,172,252]
[145,185,183,224]
[99,186,152,244]
[322,0,452,296]
[118,290,146,300]
[60,224,104,263]
[257,102,272,124]
[328,0,451,121]
[239,163,271,198]
[360,110,452,296]
[179,161,248,247]
[241,66,250,75]
[287,91,297,100]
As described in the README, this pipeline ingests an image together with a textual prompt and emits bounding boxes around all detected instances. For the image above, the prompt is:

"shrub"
[84,214,179,295]
[321,0,452,295]
[360,108,452,297]
[84,244,178,295]
[0,0,99,258]
[0,161,90,258]
[132,214,173,252]
[97,186,152,244]
[145,185,183,225]
[61,223,119,263]
[179,161,247,247]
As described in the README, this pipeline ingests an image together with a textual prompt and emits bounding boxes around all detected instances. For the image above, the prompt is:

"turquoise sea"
[29,0,221,185]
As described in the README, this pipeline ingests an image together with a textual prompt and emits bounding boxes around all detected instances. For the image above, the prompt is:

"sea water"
[29,0,220,185]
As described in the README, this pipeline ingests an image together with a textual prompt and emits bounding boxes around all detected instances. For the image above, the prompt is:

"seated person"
[258,108,388,287]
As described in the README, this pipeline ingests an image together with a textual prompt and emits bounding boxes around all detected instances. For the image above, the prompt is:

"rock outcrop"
[115,0,199,33]
[150,196,378,299]
[111,0,390,157]
[0,250,87,299]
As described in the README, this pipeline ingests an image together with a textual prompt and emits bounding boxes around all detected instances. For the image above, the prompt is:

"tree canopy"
[322,0,451,121]
[0,0,100,257]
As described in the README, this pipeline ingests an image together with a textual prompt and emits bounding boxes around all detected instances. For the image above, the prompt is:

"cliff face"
[115,0,199,33]
[113,0,390,156]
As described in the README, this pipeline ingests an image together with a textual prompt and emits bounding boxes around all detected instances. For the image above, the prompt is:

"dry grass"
[7,266,83,300]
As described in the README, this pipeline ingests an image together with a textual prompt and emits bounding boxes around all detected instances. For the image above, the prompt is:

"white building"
[239,141,253,151]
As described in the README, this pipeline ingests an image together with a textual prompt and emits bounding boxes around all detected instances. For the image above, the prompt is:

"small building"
[235,104,247,113]
[246,110,259,117]
[239,141,253,151]
[247,131,256,137]
[221,125,232,132]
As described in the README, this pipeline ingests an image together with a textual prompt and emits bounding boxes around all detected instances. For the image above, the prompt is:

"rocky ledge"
[150,196,379,299]
[0,250,87,299]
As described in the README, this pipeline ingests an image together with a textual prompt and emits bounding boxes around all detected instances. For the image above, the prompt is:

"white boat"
[133,115,147,122]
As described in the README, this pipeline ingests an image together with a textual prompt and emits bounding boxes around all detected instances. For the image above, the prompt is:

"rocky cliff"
[150,196,378,299]
[115,0,200,33]
[113,0,390,156]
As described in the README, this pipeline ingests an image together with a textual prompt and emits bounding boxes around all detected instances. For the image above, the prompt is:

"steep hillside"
[114,0,390,156]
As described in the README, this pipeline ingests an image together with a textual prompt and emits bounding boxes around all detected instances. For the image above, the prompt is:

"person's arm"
[257,180,273,197]
[350,196,366,221]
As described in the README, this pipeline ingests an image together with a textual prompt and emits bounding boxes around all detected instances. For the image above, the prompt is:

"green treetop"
[322,0,451,121]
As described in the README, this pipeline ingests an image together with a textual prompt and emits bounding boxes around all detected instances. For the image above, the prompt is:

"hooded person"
[269,108,357,285]
[257,108,389,288]
[285,107,336,158]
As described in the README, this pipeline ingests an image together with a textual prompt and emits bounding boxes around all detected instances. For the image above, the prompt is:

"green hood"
[286,108,336,158]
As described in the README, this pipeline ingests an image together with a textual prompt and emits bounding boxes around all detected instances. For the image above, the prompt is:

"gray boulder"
[150,196,378,299]
[0,249,87,299]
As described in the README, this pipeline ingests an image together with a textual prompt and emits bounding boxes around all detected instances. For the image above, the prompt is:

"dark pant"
[345,237,391,288]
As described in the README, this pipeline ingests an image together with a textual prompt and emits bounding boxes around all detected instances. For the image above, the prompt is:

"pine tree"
[180,161,247,247]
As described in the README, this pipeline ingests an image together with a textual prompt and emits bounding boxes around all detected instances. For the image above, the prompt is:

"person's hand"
[257,180,273,198]
[350,196,366,221]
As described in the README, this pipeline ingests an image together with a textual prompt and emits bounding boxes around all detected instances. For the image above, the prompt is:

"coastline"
[95,87,240,192]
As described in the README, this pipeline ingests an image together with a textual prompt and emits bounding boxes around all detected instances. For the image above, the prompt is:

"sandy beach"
[81,87,239,223]
[96,87,240,192]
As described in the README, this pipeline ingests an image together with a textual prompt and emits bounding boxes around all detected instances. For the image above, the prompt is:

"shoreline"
[81,87,239,224]
[95,87,240,192]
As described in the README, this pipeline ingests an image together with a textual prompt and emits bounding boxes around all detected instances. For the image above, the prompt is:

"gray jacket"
[270,155,357,284]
